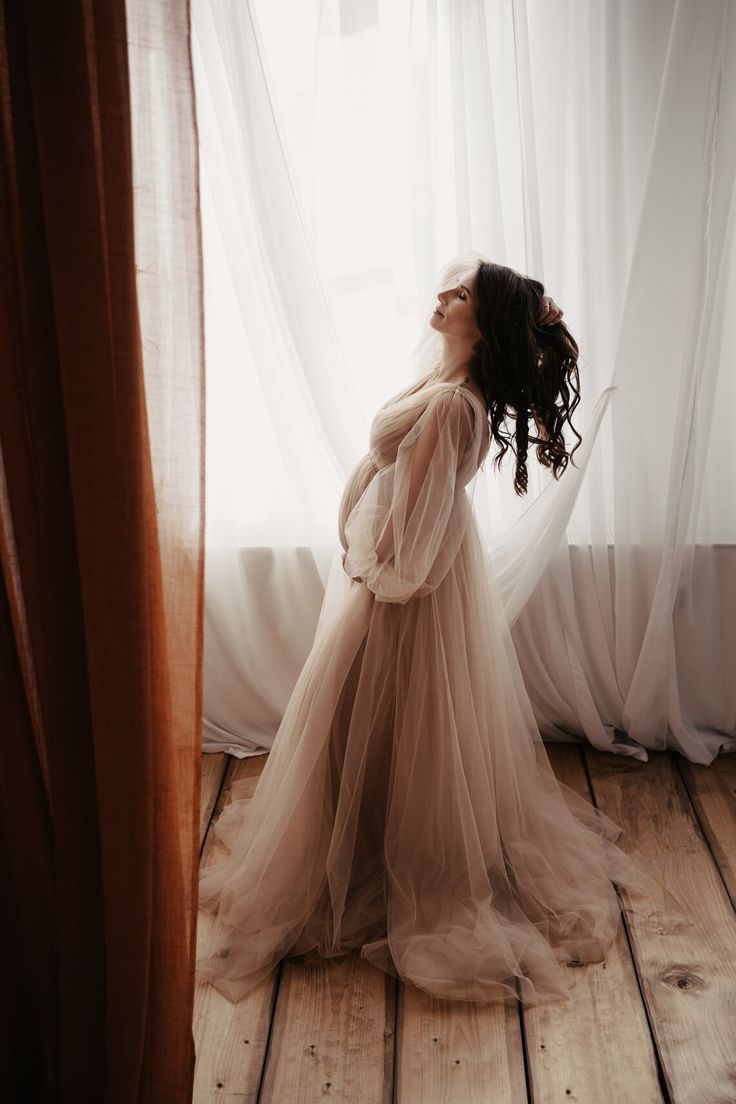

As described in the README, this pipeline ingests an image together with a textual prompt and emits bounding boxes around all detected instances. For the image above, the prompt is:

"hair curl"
[467,261,582,496]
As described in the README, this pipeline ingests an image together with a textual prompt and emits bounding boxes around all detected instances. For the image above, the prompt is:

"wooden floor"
[193,744,736,1104]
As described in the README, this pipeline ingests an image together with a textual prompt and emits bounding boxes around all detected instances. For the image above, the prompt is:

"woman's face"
[430,267,480,340]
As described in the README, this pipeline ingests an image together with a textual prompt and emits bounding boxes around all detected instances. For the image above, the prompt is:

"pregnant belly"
[337,453,379,552]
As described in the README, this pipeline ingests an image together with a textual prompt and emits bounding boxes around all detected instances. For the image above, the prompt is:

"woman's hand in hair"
[538,296,564,325]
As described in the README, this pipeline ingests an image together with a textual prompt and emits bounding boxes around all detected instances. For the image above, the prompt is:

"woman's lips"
[434,308,444,316]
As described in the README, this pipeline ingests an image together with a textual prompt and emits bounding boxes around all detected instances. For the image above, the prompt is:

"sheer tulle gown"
[196,371,649,1006]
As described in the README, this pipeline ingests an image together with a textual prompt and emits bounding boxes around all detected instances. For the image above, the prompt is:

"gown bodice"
[337,375,490,555]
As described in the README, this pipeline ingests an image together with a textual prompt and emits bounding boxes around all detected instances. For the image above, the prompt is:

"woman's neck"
[432,363,471,384]
[434,339,475,383]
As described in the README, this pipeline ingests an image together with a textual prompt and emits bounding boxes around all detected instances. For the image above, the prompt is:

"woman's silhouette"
[196,255,649,1007]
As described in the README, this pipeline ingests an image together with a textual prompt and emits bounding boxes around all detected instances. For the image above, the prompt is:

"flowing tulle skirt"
[196,514,650,1006]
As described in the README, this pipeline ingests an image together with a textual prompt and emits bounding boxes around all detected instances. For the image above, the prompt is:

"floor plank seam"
[200,754,234,859]
[581,748,673,1104]
[673,752,736,917]
[254,958,285,1103]
[617,884,673,1104]
[517,978,534,1104]
[389,979,399,1104]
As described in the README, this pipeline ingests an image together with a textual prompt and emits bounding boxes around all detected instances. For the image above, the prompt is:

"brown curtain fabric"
[0,3,204,1102]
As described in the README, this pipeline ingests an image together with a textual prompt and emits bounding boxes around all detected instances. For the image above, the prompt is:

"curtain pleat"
[0,2,204,1101]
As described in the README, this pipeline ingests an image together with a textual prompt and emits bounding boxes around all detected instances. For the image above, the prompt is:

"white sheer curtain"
[193,0,736,764]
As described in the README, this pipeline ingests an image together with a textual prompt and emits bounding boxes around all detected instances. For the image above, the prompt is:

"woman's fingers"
[539,296,564,325]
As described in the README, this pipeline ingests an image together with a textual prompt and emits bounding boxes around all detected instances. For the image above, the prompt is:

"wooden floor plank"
[396,983,528,1104]
[199,752,230,849]
[258,950,395,1104]
[586,747,736,1104]
[194,755,278,1104]
[677,752,736,908]
[522,745,664,1104]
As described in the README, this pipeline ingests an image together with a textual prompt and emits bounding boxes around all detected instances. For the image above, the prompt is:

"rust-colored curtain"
[0,2,204,1102]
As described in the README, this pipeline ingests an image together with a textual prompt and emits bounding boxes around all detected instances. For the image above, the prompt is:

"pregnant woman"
[196,255,648,1007]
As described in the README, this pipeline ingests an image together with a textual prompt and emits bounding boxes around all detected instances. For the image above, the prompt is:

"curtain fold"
[0,2,204,1101]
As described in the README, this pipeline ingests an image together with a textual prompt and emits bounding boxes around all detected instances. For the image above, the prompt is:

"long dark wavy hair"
[467,261,582,496]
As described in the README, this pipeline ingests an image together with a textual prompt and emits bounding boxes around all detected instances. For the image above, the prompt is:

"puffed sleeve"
[342,388,477,603]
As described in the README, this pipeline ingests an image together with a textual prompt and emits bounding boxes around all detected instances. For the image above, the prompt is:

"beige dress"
[196,371,648,1006]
